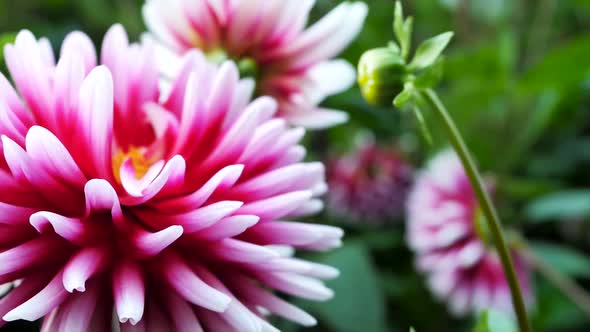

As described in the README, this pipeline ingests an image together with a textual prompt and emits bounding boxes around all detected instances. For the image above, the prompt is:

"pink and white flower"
[406,150,532,316]
[143,0,368,129]
[0,25,342,331]
[327,141,412,224]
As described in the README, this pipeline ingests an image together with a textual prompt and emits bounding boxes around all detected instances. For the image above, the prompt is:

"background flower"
[406,150,533,316]
[0,26,341,331]
[326,140,413,225]
[142,0,368,129]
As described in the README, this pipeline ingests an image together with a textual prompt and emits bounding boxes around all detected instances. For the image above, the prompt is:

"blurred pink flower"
[327,142,412,224]
[143,0,368,129]
[0,26,342,331]
[406,150,532,316]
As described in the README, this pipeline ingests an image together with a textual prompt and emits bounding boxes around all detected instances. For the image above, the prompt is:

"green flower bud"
[357,47,406,106]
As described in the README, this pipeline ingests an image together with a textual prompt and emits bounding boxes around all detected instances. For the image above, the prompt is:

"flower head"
[406,150,532,316]
[357,47,406,106]
[0,26,342,331]
[327,141,412,224]
[143,0,368,129]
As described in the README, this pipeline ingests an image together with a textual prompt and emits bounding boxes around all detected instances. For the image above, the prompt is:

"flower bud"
[357,47,406,106]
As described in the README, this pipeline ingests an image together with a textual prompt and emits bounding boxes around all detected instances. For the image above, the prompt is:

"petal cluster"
[406,150,532,316]
[143,0,368,129]
[0,26,342,331]
[327,142,412,224]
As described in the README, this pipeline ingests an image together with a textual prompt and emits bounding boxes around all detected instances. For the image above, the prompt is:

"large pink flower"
[143,0,368,129]
[0,25,342,331]
[406,150,532,316]
[327,141,412,224]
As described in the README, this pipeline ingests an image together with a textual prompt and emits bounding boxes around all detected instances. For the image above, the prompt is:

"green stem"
[419,89,532,332]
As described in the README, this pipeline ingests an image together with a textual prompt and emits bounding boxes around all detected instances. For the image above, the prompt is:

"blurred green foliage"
[1,0,590,331]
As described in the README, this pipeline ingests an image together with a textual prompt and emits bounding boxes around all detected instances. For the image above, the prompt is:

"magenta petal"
[0,275,49,326]
[30,212,89,245]
[162,200,243,233]
[194,266,261,332]
[60,31,97,73]
[0,237,66,277]
[159,251,231,312]
[53,279,100,331]
[130,225,183,258]
[155,164,244,212]
[195,215,259,241]
[62,247,110,293]
[257,272,334,301]
[239,191,312,221]
[233,276,316,327]
[25,126,86,187]
[83,179,123,225]
[0,203,36,226]
[209,239,279,263]
[72,65,114,180]
[120,155,186,205]
[164,292,204,332]
[3,270,68,322]
[113,260,145,325]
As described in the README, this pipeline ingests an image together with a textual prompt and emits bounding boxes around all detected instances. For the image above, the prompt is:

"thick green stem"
[419,89,532,332]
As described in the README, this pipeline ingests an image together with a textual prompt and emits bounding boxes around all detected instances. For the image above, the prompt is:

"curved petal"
[3,270,69,322]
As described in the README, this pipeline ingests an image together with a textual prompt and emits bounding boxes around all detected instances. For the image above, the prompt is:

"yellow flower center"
[112,147,153,183]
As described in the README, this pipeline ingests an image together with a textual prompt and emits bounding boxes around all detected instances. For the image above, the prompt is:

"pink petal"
[238,191,312,221]
[30,212,94,245]
[208,239,279,263]
[62,247,110,293]
[139,200,243,233]
[83,179,123,227]
[54,279,101,331]
[0,202,36,226]
[113,260,145,325]
[154,164,244,211]
[257,272,333,301]
[232,275,316,327]
[4,30,54,129]
[194,266,261,332]
[72,66,114,180]
[194,215,259,241]
[130,225,184,258]
[287,108,349,130]
[60,31,97,73]
[120,155,186,205]
[0,275,49,327]
[3,270,69,321]
[0,237,67,278]
[158,251,231,312]
[164,292,204,332]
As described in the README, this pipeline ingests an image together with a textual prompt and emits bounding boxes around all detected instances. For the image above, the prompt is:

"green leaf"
[401,17,413,60]
[409,32,454,71]
[472,310,517,332]
[530,241,590,278]
[414,58,445,89]
[308,242,388,332]
[388,41,401,54]
[393,1,412,60]
[393,82,415,109]
[525,190,590,221]
[520,35,590,92]
[393,1,404,47]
